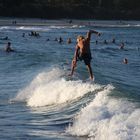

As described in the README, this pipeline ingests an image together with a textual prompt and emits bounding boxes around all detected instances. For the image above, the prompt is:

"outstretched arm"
[86,30,101,41]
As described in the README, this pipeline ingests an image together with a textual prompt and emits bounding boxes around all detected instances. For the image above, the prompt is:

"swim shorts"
[78,53,92,65]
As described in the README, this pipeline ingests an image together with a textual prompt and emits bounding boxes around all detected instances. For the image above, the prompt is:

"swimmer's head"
[8,42,11,45]
[123,58,128,64]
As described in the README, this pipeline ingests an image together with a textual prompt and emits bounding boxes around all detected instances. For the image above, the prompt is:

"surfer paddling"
[70,30,101,80]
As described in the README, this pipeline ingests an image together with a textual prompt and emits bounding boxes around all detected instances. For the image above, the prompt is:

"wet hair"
[77,35,85,40]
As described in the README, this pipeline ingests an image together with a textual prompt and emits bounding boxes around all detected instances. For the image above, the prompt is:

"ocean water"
[0,20,140,140]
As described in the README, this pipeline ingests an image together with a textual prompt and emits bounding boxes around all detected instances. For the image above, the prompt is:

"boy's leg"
[86,64,93,80]
[70,59,77,76]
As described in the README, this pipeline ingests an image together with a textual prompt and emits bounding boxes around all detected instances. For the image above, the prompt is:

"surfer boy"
[70,30,101,80]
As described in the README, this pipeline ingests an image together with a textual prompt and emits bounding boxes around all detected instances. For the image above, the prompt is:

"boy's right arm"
[86,30,101,41]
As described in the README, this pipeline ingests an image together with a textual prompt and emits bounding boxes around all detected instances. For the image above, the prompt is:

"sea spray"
[14,67,65,102]
[14,67,102,107]
[66,85,140,140]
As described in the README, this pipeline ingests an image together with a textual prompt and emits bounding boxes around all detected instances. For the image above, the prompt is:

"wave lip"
[0,24,84,32]
[66,84,140,140]
[14,67,102,107]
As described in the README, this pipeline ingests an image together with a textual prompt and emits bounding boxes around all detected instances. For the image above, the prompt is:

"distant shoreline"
[0,18,140,27]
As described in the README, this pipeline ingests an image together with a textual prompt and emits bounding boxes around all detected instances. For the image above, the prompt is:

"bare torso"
[77,38,90,54]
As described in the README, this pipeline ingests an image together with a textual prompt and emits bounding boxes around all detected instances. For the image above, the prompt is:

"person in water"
[5,42,14,52]
[58,37,63,43]
[120,42,125,49]
[67,38,72,44]
[123,58,128,64]
[70,30,101,80]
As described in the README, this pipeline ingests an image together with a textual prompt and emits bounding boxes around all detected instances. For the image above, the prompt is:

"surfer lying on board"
[70,30,101,80]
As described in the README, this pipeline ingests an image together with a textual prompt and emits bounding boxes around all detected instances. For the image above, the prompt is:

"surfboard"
[82,77,95,84]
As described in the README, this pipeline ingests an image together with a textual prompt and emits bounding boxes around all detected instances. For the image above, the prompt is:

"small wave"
[17,26,51,31]
[0,25,77,31]
[0,26,10,30]
[91,24,140,28]
[71,25,85,28]
[135,24,140,27]
[49,25,66,29]
[66,84,140,140]
[0,26,52,32]
[13,67,102,107]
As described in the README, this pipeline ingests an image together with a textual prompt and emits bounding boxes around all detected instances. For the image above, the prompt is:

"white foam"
[0,26,51,31]
[49,25,66,29]
[135,24,140,27]
[14,67,102,107]
[71,25,85,28]
[66,85,140,140]
[17,26,51,31]
[0,26,9,30]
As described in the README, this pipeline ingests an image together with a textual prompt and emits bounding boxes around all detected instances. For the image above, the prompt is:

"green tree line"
[0,0,140,19]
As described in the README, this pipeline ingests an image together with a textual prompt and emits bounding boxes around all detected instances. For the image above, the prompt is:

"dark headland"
[0,0,140,20]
